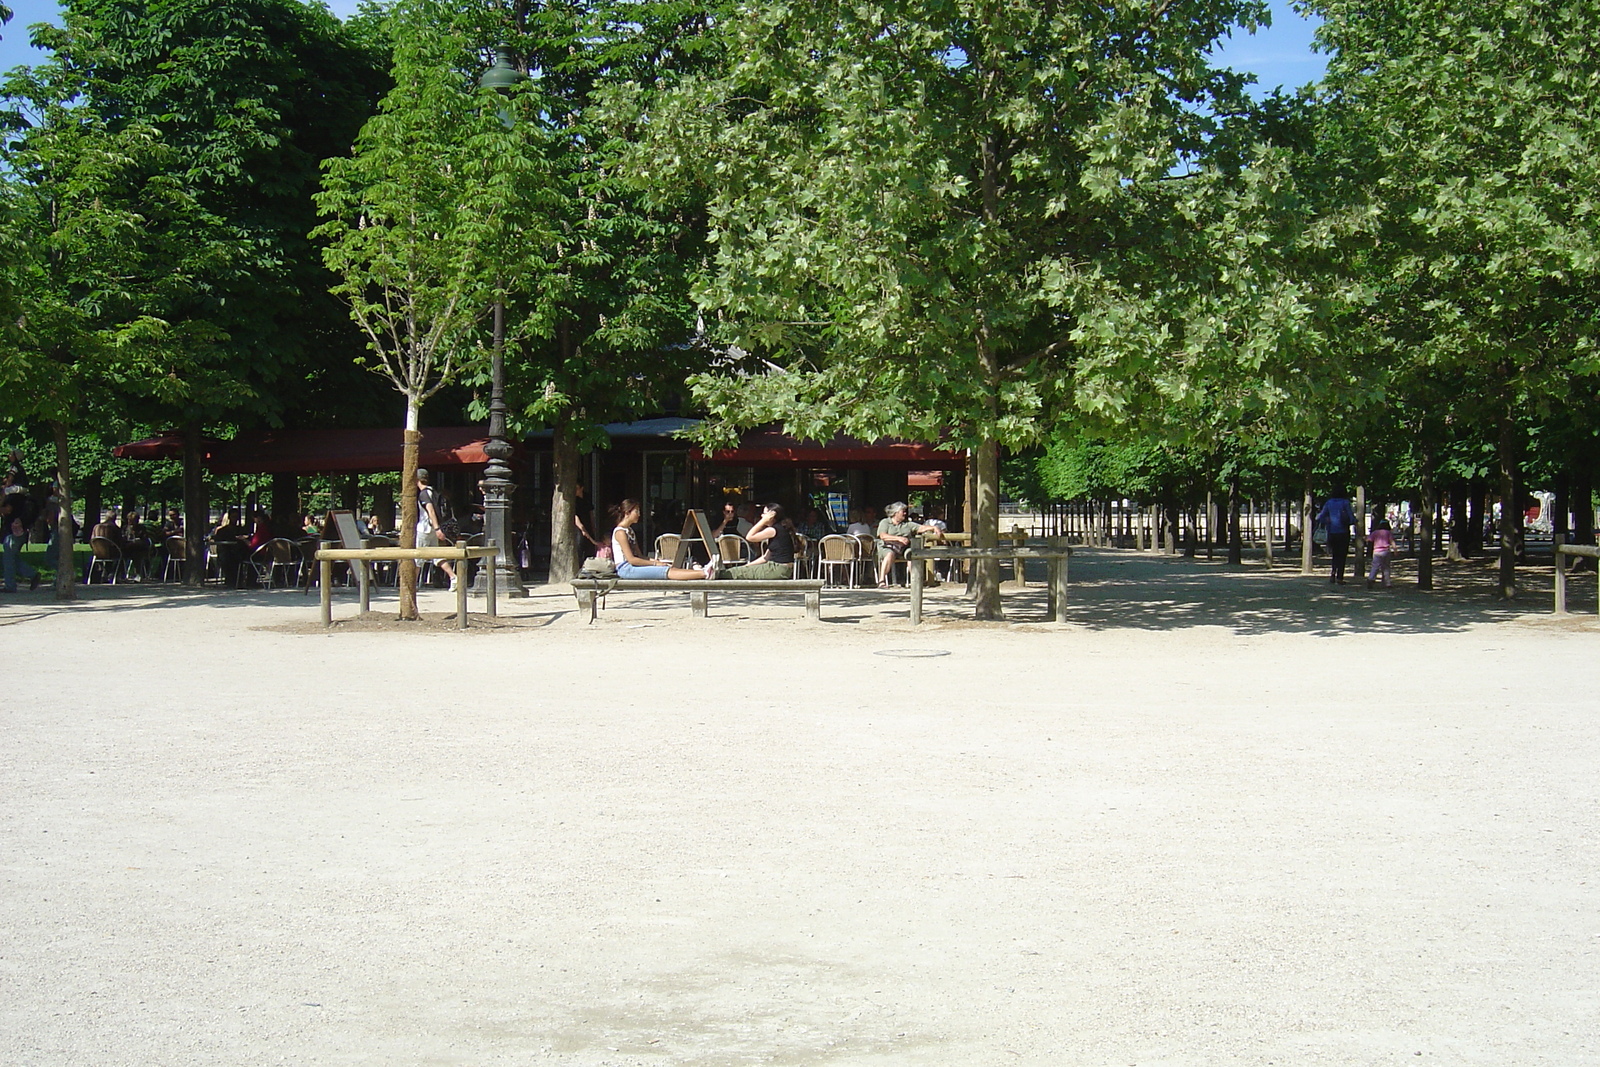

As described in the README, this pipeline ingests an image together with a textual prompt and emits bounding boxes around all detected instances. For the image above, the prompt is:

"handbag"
[580,555,617,577]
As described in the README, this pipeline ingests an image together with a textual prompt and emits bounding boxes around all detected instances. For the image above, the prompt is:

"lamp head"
[478,48,525,92]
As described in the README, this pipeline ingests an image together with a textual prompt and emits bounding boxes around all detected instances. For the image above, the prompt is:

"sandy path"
[2,552,1596,1065]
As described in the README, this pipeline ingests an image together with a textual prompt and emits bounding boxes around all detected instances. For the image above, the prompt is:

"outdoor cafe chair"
[160,535,187,582]
[85,536,125,585]
[655,532,681,565]
[790,532,810,578]
[853,534,878,586]
[717,533,749,564]
[240,538,300,589]
[817,534,858,588]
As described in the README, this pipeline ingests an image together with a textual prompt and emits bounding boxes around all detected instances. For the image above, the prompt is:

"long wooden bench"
[570,577,825,621]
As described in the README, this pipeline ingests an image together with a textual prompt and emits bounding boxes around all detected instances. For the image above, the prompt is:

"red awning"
[695,429,964,470]
[205,427,494,475]
[111,431,221,460]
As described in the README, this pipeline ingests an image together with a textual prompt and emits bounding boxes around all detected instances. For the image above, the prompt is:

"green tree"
[640,0,1292,617]
[1308,0,1600,598]
[434,0,723,584]
[13,0,388,583]
[1,59,231,599]
[315,0,549,619]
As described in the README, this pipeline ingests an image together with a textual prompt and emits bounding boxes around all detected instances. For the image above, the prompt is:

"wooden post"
[359,560,371,614]
[1301,476,1314,575]
[1264,495,1274,567]
[1554,542,1567,614]
[1355,486,1368,583]
[320,559,332,627]
[1049,537,1069,623]
[909,534,924,624]
[456,550,469,629]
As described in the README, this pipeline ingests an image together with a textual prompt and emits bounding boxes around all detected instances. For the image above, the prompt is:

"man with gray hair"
[875,501,942,588]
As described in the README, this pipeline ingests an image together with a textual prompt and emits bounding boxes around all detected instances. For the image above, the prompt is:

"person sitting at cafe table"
[875,501,943,589]
[121,511,153,579]
[91,510,125,546]
[710,501,740,539]
[724,503,797,580]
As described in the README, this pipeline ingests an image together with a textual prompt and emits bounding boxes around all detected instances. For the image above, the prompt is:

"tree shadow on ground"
[917,550,1586,636]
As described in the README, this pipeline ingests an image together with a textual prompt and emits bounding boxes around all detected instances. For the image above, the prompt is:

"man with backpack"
[415,468,457,592]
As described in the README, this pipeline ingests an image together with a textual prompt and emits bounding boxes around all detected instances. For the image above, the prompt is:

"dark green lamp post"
[475,47,528,598]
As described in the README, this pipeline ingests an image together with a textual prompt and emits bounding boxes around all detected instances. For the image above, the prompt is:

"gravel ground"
[2,551,1596,1066]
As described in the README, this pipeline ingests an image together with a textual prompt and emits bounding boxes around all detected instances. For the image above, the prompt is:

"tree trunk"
[1573,464,1594,546]
[183,422,208,587]
[1445,480,1465,560]
[271,473,298,540]
[549,415,581,585]
[373,482,395,532]
[1227,476,1242,565]
[1205,491,1214,560]
[397,401,422,620]
[51,421,76,602]
[1466,480,1486,557]
[971,436,1003,619]
[83,474,101,539]
[1496,416,1518,599]
[341,474,361,514]
[1417,451,1435,591]
[1552,469,1570,545]
[1300,470,1314,575]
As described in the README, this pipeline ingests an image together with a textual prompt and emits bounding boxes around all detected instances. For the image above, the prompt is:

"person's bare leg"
[667,567,708,580]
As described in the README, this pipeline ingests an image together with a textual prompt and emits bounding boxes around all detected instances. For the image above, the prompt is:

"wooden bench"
[570,578,825,621]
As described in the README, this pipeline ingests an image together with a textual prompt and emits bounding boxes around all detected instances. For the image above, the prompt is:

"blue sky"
[2,0,1326,97]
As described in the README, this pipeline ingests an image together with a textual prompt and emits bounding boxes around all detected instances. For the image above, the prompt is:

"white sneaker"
[448,577,459,591]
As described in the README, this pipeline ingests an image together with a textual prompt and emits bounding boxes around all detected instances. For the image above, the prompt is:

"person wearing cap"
[415,468,457,591]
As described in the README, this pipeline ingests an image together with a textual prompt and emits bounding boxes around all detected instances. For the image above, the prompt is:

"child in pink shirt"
[1367,519,1395,588]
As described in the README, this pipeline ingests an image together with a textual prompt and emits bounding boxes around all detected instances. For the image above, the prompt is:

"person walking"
[1315,488,1355,585]
[414,469,457,591]
[2,503,40,592]
[1366,519,1395,588]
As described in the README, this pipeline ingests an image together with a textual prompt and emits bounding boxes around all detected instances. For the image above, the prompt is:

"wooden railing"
[314,545,502,629]
[1553,542,1600,615]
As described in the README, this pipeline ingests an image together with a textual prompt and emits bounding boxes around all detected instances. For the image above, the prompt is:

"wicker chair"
[85,537,124,585]
[817,534,858,588]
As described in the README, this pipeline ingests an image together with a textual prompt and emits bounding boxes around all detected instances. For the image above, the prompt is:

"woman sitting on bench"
[610,499,715,580]
[726,503,797,580]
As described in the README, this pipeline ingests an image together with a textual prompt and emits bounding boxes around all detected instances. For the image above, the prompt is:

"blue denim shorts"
[617,560,670,580]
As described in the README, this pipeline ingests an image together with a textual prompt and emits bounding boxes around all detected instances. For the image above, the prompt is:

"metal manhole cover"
[873,648,951,658]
